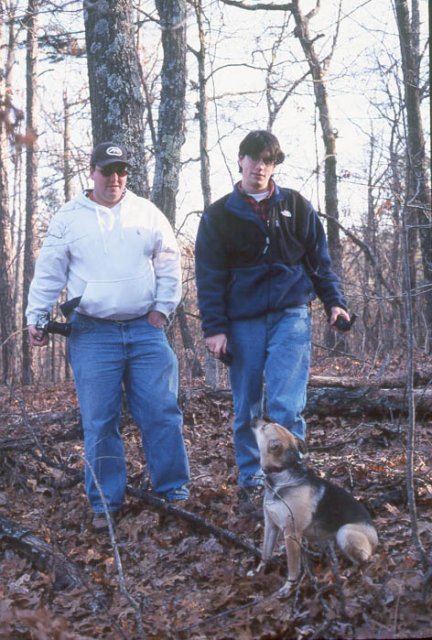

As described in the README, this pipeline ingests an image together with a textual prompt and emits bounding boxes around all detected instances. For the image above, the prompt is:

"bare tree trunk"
[290,0,342,274]
[190,0,219,386]
[22,0,39,386]
[0,3,17,383]
[177,303,203,378]
[191,0,212,209]
[400,173,429,572]
[289,0,345,352]
[152,0,187,227]
[63,91,73,203]
[83,0,147,197]
[63,93,72,381]
[394,0,432,352]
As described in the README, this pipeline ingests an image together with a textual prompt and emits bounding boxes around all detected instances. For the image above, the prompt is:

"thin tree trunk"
[394,0,432,352]
[177,303,203,378]
[290,0,342,274]
[191,0,219,386]
[63,94,72,380]
[63,91,73,203]
[22,0,39,385]
[191,0,212,209]
[152,0,187,227]
[0,2,16,383]
[290,0,345,352]
[400,181,429,571]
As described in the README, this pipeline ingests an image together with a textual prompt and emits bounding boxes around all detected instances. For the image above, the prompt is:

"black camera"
[36,312,72,337]
[219,350,233,365]
[334,313,357,332]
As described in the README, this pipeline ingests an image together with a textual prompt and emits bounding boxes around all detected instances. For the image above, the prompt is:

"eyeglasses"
[248,155,275,166]
[98,165,128,177]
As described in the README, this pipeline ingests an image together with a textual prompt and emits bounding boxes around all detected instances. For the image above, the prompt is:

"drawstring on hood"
[94,201,124,254]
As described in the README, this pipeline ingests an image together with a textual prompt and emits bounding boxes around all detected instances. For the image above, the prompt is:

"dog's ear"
[268,438,284,456]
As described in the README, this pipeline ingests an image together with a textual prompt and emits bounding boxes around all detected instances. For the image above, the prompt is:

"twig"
[326,542,347,619]
[127,485,262,559]
[85,459,145,638]
[176,594,268,636]
[400,189,430,573]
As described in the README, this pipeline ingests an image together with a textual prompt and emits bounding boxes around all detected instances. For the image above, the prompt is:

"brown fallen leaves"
[0,370,431,639]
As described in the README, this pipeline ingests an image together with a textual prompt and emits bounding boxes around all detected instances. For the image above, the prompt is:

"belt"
[75,312,149,323]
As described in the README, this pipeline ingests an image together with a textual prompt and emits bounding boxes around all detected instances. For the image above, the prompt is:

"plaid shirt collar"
[237,179,275,223]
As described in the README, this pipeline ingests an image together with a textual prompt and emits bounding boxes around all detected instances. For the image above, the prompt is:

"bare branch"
[220,0,293,10]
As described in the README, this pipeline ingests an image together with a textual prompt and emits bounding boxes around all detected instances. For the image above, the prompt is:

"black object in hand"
[36,312,72,337]
[219,351,233,365]
[334,313,357,332]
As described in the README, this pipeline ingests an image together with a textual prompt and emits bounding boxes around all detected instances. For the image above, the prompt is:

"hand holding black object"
[334,313,357,332]
[218,351,233,365]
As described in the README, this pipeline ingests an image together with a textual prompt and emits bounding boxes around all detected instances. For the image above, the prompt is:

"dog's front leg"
[278,529,302,596]
[256,512,280,574]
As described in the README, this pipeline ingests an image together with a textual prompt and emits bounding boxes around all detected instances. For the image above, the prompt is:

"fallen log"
[127,485,262,559]
[308,373,432,389]
[305,386,432,418]
[0,515,83,590]
[205,384,432,417]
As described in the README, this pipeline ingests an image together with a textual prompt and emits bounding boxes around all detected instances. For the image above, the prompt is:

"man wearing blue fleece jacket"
[195,130,350,506]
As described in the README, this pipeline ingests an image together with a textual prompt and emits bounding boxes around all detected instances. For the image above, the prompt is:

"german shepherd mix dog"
[252,420,378,596]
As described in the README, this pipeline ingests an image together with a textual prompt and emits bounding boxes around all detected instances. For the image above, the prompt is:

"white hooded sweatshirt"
[26,189,182,324]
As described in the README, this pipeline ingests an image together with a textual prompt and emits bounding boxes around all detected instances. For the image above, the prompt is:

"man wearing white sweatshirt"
[26,142,190,531]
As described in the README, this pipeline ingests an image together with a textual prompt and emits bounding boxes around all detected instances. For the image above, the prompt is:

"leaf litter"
[0,357,431,640]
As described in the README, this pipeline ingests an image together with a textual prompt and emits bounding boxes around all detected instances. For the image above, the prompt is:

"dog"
[252,419,378,596]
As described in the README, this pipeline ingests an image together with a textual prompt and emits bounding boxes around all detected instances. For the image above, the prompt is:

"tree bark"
[394,0,432,352]
[190,0,221,387]
[191,0,212,209]
[152,0,187,227]
[177,302,203,378]
[0,4,17,383]
[83,0,148,196]
[289,1,345,352]
[21,0,39,385]
[290,0,342,274]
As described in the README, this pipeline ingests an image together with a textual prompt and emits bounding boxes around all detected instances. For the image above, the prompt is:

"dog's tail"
[336,523,378,564]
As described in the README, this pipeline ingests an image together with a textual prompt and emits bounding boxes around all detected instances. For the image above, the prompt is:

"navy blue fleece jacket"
[195,183,347,338]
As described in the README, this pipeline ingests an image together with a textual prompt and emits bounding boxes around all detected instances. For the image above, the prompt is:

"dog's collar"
[263,461,306,477]
[263,465,307,493]
[263,465,285,475]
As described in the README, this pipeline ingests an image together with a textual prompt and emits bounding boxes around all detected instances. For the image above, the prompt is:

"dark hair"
[238,130,285,165]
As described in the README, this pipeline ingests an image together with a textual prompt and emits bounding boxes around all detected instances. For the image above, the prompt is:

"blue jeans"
[68,313,190,513]
[228,306,311,488]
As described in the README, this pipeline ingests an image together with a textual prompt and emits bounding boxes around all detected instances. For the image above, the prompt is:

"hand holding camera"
[35,311,72,337]
[29,312,71,347]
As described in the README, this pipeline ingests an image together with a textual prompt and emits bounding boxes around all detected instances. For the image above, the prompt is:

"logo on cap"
[106,146,123,157]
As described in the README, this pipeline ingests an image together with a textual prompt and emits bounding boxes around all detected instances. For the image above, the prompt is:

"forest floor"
[0,353,431,640]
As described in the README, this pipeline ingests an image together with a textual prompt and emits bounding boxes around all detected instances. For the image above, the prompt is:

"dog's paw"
[247,561,266,577]
[277,580,297,598]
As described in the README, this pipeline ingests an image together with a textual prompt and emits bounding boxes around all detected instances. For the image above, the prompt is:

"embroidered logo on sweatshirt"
[280,209,292,218]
